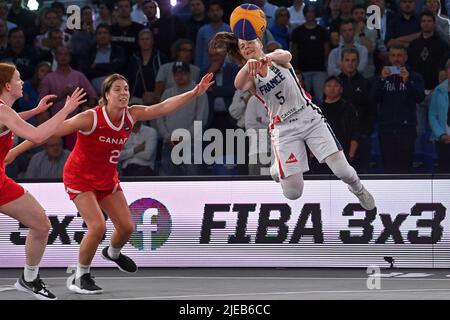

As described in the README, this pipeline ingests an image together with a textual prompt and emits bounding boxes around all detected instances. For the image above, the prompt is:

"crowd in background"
[2,0,450,178]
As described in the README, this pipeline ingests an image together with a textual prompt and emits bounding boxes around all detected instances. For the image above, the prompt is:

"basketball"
[230,3,267,41]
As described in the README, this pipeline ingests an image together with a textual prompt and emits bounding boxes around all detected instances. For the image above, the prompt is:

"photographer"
[371,44,425,173]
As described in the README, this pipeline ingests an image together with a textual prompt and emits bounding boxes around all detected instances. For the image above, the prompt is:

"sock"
[76,263,90,279]
[24,264,39,282]
[107,246,121,260]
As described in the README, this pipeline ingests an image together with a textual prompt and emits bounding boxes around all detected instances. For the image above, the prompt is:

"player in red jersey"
[0,63,86,300]
[7,72,214,294]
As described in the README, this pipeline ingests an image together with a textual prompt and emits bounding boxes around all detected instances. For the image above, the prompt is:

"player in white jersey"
[210,32,375,210]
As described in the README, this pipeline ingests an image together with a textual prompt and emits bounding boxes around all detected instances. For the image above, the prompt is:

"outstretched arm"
[18,94,57,121]
[5,110,93,165]
[266,49,292,65]
[130,73,214,122]
[0,88,86,144]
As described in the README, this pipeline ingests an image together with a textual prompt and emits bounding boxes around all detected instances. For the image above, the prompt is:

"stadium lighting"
[27,0,39,11]
[171,0,177,6]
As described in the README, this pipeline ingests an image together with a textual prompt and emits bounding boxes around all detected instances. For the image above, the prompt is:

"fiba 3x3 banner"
[0,179,449,268]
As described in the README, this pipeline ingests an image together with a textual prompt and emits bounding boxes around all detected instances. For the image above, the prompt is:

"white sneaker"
[270,163,280,183]
[348,185,375,211]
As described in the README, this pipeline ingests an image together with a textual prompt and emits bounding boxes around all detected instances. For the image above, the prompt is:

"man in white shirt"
[119,121,158,176]
[328,19,369,76]
[288,0,306,30]
[131,0,148,25]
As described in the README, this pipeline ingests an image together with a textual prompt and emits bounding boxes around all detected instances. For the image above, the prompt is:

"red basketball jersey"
[0,101,14,187]
[63,105,134,190]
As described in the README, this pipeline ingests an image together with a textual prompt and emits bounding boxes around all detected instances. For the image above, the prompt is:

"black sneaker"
[15,274,57,300]
[102,246,138,273]
[68,273,103,294]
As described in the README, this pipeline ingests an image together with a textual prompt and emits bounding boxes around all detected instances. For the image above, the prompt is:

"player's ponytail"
[209,32,246,67]
[100,73,128,106]
[0,63,17,94]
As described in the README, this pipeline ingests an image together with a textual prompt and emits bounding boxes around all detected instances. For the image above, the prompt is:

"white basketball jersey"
[254,62,321,124]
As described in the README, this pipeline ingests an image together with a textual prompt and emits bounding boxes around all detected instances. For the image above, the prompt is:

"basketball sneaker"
[15,274,57,300]
[68,273,103,294]
[348,184,376,211]
[102,246,138,273]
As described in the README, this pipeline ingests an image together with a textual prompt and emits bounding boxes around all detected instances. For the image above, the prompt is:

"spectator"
[39,46,97,117]
[110,0,145,58]
[17,61,52,126]
[81,24,126,95]
[269,7,290,50]
[94,1,114,28]
[327,19,368,76]
[338,48,376,173]
[320,0,341,48]
[371,44,425,173]
[291,4,330,103]
[0,28,37,81]
[288,0,306,31]
[386,0,421,48]
[36,29,67,72]
[319,76,360,167]
[429,58,450,172]
[150,0,186,60]
[439,51,450,83]
[154,38,200,103]
[24,136,70,179]
[35,9,68,51]
[172,0,192,23]
[7,0,36,32]
[70,14,96,63]
[131,0,148,25]
[407,10,449,92]
[424,0,450,46]
[331,0,354,31]
[395,0,426,15]
[142,0,159,29]
[0,1,17,31]
[119,121,158,176]
[204,47,239,132]
[195,0,231,72]
[156,61,209,175]
[50,1,67,27]
[352,4,378,78]
[127,28,167,105]
[245,95,271,175]
[186,0,209,43]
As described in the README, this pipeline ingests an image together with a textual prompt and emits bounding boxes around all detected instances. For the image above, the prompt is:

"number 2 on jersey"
[109,150,120,164]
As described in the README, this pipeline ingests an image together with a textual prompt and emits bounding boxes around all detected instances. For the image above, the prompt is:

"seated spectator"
[18,61,52,126]
[291,4,330,103]
[385,0,421,48]
[395,0,426,15]
[35,9,70,52]
[0,28,37,81]
[320,0,341,32]
[110,0,145,58]
[24,136,70,179]
[127,28,167,105]
[269,7,290,50]
[338,48,376,173]
[327,19,368,76]
[80,24,126,95]
[142,0,159,29]
[195,0,231,73]
[370,44,425,173]
[154,39,200,103]
[186,0,209,43]
[429,58,450,172]
[425,0,450,46]
[36,29,68,72]
[155,61,209,175]
[313,76,359,173]
[119,121,157,176]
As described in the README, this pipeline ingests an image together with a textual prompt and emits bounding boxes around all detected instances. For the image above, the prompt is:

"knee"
[118,221,135,237]
[88,222,107,240]
[283,187,303,200]
[33,215,51,237]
